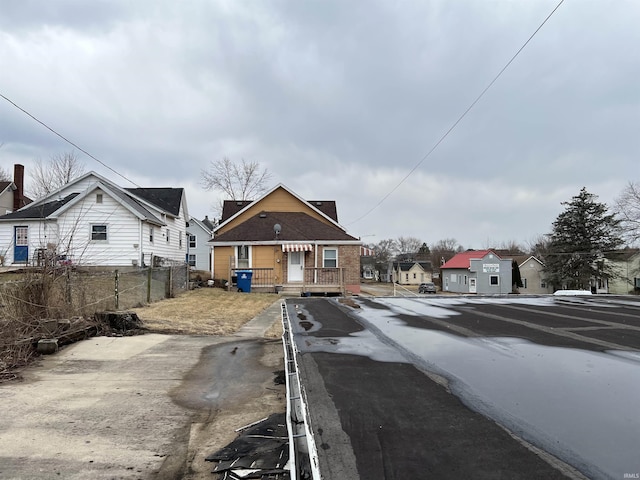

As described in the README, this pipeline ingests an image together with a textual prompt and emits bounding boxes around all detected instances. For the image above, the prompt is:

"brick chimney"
[13,164,24,211]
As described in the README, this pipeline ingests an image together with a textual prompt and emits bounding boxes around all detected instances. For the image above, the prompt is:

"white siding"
[57,192,142,266]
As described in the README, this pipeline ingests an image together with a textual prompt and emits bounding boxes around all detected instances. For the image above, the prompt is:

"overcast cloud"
[1,0,639,249]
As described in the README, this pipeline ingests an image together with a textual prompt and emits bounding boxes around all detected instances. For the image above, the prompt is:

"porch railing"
[230,268,275,288]
[303,268,344,287]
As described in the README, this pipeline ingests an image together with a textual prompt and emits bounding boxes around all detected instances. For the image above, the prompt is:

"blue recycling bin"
[236,270,253,293]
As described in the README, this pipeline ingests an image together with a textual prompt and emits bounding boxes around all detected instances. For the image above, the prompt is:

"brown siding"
[213,246,234,281]
[218,187,333,234]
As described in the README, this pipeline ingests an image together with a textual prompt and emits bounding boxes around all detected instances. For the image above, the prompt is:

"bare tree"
[430,238,464,268]
[0,143,10,181]
[201,157,271,201]
[372,238,398,264]
[29,151,86,199]
[614,181,640,245]
[396,236,423,261]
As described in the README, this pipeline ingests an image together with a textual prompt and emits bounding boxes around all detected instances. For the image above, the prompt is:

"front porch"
[229,267,346,296]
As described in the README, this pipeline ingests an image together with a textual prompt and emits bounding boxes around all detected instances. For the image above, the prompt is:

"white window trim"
[91,224,108,242]
[237,245,252,268]
[323,247,338,268]
[490,275,500,286]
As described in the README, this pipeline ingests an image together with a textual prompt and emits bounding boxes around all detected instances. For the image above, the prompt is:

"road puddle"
[298,298,640,479]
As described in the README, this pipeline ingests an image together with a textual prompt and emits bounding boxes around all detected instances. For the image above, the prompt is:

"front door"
[14,226,29,264]
[469,277,477,294]
[288,251,304,282]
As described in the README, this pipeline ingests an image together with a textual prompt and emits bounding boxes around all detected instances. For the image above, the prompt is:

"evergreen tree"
[512,259,524,289]
[544,188,623,290]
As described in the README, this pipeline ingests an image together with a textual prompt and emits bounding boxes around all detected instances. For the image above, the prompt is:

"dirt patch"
[131,287,279,335]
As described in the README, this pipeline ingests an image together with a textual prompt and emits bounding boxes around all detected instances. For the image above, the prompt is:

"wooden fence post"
[114,269,119,310]
[147,266,152,303]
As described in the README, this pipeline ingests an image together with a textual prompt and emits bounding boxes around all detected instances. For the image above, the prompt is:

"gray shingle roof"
[211,211,358,243]
[0,193,79,220]
[126,188,184,217]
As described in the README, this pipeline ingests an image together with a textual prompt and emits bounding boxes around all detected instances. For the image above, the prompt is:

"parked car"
[419,282,437,294]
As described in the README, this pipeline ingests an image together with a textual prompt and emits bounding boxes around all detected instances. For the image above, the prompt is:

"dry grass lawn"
[131,287,280,336]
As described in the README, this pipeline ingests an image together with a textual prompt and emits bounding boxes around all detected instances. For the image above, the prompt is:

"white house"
[0,172,188,268]
[186,216,214,271]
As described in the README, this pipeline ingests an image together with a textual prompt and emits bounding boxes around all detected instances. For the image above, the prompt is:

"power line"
[346,0,566,227]
[0,92,141,188]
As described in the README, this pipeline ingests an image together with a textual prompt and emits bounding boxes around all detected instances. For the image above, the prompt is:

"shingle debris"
[205,413,290,479]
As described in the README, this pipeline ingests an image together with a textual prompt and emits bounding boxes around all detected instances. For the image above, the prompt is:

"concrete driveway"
[0,301,285,480]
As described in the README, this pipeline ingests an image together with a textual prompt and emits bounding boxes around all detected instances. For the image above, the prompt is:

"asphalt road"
[287,295,640,480]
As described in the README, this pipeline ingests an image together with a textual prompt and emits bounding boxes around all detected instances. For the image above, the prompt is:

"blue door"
[14,226,28,263]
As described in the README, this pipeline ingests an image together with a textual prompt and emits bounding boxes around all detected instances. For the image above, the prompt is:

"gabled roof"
[188,217,214,234]
[0,172,180,226]
[215,184,347,234]
[221,200,253,222]
[201,216,215,230]
[126,188,184,217]
[517,255,544,268]
[0,181,12,195]
[220,198,339,224]
[393,261,432,272]
[0,193,80,220]
[211,211,358,243]
[441,250,500,269]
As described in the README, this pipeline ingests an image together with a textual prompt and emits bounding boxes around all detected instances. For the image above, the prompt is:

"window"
[166,229,170,243]
[323,248,337,268]
[96,193,103,204]
[490,275,499,286]
[541,281,547,288]
[149,227,154,243]
[405,273,409,281]
[413,273,416,279]
[189,234,196,248]
[91,224,107,241]
[188,254,196,267]
[464,275,468,285]
[237,245,250,268]
[179,235,182,249]
[523,278,528,289]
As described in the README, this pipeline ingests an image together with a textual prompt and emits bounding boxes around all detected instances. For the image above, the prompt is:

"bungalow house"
[605,249,640,295]
[208,184,363,295]
[0,171,188,268]
[391,261,433,285]
[441,249,512,294]
[0,164,31,216]
[515,255,554,294]
[186,216,214,271]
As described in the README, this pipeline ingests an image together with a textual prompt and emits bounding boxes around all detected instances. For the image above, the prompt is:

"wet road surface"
[287,295,640,480]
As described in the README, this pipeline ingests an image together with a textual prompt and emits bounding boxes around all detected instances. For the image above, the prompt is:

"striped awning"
[282,243,314,252]
[360,246,375,256]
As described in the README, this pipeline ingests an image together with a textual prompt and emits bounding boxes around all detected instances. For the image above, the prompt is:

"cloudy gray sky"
[1,0,638,249]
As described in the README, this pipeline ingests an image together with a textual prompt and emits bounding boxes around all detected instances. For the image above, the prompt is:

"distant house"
[515,255,554,294]
[441,250,512,294]
[0,164,31,215]
[186,216,214,271]
[0,171,188,268]
[392,261,433,285]
[209,184,363,295]
[605,250,640,295]
[360,246,377,280]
